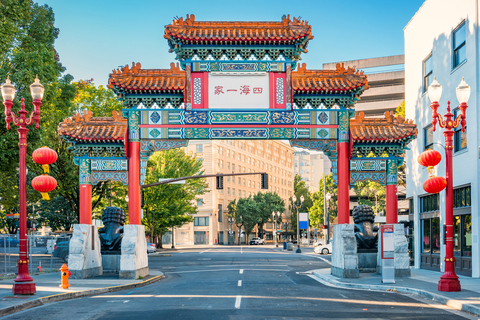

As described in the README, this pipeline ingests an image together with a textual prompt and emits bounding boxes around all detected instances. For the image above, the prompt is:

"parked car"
[53,235,71,262]
[0,236,20,247]
[147,242,157,253]
[249,237,265,245]
[314,242,333,255]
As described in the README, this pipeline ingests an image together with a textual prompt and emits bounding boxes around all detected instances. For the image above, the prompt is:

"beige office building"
[293,151,331,193]
[173,140,295,245]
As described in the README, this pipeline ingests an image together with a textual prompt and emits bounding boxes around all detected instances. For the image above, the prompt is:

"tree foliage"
[309,174,338,227]
[353,181,386,214]
[394,101,405,118]
[35,196,78,231]
[141,149,208,248]
[72,79,123,117]
[288,174,313,232]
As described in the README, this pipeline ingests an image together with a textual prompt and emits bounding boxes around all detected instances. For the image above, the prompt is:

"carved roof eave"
[164,14,313,45]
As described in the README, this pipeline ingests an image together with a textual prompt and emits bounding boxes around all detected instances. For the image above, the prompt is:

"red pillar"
[386,184,398,224]
[79,184,92,224]
[338,141,350,224]
[128,141,141,225]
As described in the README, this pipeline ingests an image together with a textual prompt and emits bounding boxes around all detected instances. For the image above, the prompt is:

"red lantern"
[417,150,442,167]
[32,175,57,200]
[32,146,58,173]
[423,176,447,194]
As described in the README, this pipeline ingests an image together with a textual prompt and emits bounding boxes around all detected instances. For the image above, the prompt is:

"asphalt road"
[2,246,476,320]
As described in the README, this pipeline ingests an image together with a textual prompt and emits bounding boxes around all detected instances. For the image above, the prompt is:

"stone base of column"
[12,282,36,295]
[69,224,103,279]
[120,225,149,279]
[376,224,411,277]
[331,224,359,278]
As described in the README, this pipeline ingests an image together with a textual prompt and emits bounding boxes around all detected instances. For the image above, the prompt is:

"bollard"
[37,261,41,272]
[59,263,71,289]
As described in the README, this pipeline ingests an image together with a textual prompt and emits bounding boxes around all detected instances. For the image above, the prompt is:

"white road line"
[239,269,244,274]
[238,280,242,287]
[241,247,243,254]
[169,268,288,274]
[199,249,211,254]
[313,256,332,265]
[235,295,241,309]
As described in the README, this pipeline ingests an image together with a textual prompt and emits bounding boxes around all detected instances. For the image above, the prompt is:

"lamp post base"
[296,246,302,253]
[438,274,461,292]
[12,282,36,295]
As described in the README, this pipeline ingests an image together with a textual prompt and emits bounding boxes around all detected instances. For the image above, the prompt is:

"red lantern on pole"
[423,176,447,194]
[32,146,58,173]
[417,150,442,167]
[31,175,57,200]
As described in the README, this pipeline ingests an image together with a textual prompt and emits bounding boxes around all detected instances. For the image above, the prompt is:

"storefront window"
[454,216,461,255]
[463,215,472,257]
[422,219,431,253]
[432,218,440,253]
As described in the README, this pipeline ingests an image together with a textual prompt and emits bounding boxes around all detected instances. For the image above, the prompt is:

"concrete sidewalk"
[0,270,164,317]
[311,267,480,317]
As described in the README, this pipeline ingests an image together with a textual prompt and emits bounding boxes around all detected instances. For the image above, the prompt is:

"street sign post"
[381,224,395,284]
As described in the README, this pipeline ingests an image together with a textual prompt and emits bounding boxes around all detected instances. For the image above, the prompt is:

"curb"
[0,273,165,317]
[311,271,480,317]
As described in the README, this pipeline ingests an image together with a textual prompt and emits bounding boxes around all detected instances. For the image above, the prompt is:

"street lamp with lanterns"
[228,216,235,245]
[325,193,331,244]
[1,76,44,295]
[423,77,470,292]
[292,194,304,253]
[271,211,280,247]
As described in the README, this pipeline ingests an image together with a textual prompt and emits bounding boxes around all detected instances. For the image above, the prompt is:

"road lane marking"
[199,249,211,254]
[235,295,241,309]
[313,256,332,265]
[238,280,242,287]
[168,268,288,274]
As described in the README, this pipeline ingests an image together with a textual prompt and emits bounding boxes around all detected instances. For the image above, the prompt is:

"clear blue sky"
[37,0,425,87]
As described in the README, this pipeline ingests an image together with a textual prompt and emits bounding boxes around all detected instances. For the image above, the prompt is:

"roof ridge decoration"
[169,14,310,28]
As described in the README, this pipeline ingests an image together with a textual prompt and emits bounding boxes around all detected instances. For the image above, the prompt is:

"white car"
[314,242,332,255]
[249,237,265,245]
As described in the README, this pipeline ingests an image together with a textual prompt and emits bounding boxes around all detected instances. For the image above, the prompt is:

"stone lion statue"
[353,205,379,250]
[98,206,126,253]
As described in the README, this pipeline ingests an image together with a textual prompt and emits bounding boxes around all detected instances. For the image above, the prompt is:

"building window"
[424,125,433,150]
[422,218,440,254]
[454,214,472,257]
[227,188,230,195]
[197,199,204,206]
[196,144,203,153]
[454,108,467,152]
[218,204,223,222]
[227,162,230,170]
[232,189,235,196]
[453,21,466,68]
[454,186,471,208]
[420,193,439,213]
[194,217,209,226]
[238,177,241,184]
[423,54,433,93]
[232,164,235,172]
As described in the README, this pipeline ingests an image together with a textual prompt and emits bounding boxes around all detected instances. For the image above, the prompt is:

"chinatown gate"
[58,15,417,279]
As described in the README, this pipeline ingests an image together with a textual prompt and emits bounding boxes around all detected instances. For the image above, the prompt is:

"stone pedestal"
[377,223,411,277]
[68,224,103,279]
[358,250,378,273]
[120,225,149,279]
[331,224,359,278]
[102,254,121,273]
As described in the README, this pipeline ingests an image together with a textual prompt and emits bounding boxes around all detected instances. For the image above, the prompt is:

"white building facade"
[405,0,477,277]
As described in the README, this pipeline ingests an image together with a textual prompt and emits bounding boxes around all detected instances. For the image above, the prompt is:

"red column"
[338,141,350,224]
[438,130,461,291]
[79,184,92,224]
[128,141,141,224]
[386,185,398,224]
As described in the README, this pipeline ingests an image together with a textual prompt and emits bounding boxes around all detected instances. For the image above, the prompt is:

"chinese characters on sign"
[209,74,269,109]
[214,85,263,96]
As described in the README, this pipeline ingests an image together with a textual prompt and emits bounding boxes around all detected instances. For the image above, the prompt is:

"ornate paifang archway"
[57,15,416,278]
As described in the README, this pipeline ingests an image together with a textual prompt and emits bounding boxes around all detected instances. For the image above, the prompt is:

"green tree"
[142,149,208,248]
[353,180,386,214]
[72,79,123,117]
[254,191,285,237]
[233,196,259,244]
[395,101,405,118]
[35,196,78,231]
[289,174,313,233]
[309,174,338,227]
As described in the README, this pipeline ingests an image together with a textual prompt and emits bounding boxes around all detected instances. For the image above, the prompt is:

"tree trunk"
[158,231,163,248]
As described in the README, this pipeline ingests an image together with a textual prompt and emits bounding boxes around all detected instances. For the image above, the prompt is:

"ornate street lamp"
[292,195,304,253]
[325,193,331,244]
[271,211,280,247]
[426,77,470,292]
[1,76,44,295]
[228,217,235,245]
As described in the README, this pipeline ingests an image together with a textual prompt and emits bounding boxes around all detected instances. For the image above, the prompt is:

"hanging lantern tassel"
[40,192,50,200]
[42,164,49,174]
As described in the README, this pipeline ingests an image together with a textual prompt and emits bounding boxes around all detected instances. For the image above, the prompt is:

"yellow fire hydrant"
[59,263,71,289]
